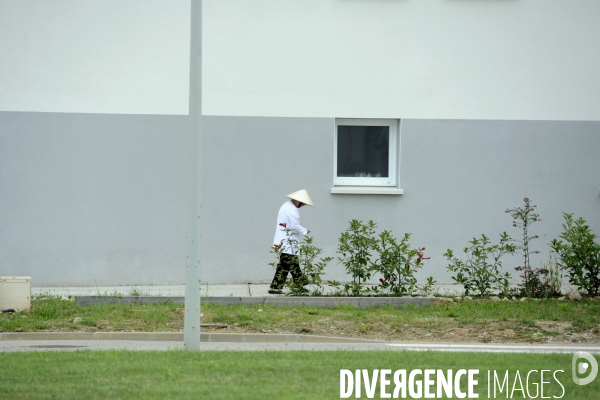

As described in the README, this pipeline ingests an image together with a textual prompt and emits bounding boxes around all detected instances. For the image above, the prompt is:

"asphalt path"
[2,340,600,354]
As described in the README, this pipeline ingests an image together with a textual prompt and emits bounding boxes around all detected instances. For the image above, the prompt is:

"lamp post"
[184,0,202,350]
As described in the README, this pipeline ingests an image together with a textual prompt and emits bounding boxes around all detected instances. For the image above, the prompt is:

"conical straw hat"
[287,189,314,207]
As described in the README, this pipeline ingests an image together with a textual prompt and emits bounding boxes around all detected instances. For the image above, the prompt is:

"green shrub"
[371,231,429,296]
[297,236,333,295]
[336,220,378,296]
[444,233,514,297]
[551,213,600,296]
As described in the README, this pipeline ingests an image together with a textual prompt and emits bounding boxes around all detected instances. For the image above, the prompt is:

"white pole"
[184,0,202,350]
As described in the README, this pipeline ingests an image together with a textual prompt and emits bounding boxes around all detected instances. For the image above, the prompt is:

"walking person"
[269,189,314,294]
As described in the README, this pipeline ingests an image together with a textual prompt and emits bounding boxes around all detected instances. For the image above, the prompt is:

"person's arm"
[287,209,308,235]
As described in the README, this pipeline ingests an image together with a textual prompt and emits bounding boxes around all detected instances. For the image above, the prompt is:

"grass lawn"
[0,350,597,399]
[1,297,599,344]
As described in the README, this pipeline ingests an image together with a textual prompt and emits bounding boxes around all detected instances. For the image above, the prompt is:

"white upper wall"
[0,0,191,115]
[2,0,600,120]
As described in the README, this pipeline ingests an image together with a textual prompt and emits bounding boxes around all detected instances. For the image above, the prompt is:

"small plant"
[513,257,563,299]
[416,276,438,296]
[297,236,333,295]
[444,233,515,297]
[543,251,563,296]
[128,287,143,297]
[506,197,540,269]
[527,250,563,298]
[337,220,378,296]
[551,213,600,296]
[506,197,557,298]
[372,231,430,296]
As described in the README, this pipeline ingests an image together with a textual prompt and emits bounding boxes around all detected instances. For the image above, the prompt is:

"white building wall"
[0,0,190,115]
[2,1,600,120]
[204,0,600,120]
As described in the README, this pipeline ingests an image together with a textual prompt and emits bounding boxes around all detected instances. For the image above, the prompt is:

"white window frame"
[333,118,399,191]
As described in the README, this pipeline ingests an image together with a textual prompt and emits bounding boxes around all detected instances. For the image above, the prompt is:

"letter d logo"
[572,351,598,386]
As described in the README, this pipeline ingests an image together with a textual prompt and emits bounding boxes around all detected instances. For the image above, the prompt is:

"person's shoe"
[268,289,283,294]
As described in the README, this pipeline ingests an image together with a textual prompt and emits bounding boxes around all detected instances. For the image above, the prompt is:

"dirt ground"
[215,318,600,345]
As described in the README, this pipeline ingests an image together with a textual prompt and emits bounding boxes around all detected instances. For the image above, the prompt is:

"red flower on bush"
[279,223,287,228]
[417,250,431,262]
[379,278,387,284]
[273,243,283,249]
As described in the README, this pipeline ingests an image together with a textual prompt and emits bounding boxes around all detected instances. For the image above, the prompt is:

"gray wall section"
[398,119,600,282]
[0,112,189,285]
[1,113,599,286]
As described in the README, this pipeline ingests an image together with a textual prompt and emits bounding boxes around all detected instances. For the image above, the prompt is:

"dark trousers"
[270,253,306,289]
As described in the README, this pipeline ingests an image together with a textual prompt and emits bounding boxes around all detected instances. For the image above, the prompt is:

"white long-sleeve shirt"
[273,200,308,255]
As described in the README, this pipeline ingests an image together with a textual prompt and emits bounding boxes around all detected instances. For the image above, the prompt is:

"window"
[332,119,401,194]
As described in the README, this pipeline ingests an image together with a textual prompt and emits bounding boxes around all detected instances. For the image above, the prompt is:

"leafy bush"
[336,220,378,296]
[444,233,514,297]
[551,213,600,296]
[371,231,430,296]
[297,236,333,295]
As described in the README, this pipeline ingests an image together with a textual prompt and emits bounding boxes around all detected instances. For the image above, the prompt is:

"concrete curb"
[0,332,384,344]
[75,296,447,307]
[387,342,600,354]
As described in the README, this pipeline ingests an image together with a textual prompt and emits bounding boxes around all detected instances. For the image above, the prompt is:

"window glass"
[337,125,390,178]
[334,119,397,187]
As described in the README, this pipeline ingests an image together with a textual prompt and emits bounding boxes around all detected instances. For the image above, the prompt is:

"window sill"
[330,187,404,195]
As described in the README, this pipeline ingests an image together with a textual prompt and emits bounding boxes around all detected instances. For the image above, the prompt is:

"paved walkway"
[2,338,599,353]
[32,283,276,298]
[32,283,577,298]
